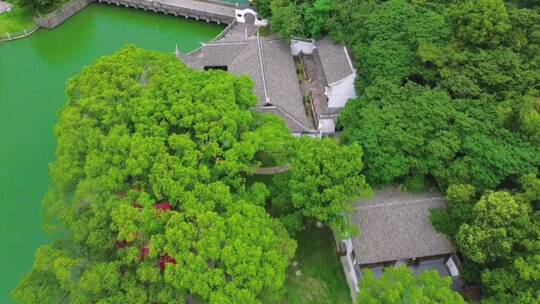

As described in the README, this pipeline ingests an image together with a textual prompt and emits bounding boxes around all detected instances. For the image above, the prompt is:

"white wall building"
[290,37,358,134]
[235,8,268,27]
[315,37,357,110]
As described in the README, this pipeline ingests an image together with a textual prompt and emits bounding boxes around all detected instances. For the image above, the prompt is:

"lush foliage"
[261,0,540,192]
[12,46,298,304]
[260,0,540,300]
[271,137,371,234]
[338,0,540,191]
[13,44,372,303]
[432,174,540,303]
[357,266,465,303]
[261,227,351,304]
[16,0,64,12]
[0,2,35,34]
[339,80,539,191]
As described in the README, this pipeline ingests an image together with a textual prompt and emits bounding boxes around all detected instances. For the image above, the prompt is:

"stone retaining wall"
[98,0,234,24]
[36,0,235,30]
[36,0,92,28]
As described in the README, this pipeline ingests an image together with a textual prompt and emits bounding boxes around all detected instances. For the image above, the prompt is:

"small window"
[204,65,228,71]
[237,14,242,17]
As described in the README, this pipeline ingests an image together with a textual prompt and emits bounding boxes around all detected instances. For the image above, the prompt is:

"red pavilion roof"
[154,201,172,211]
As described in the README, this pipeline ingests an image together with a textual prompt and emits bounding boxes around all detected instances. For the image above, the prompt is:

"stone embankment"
[36,0,92,28]
[36,0,238,29]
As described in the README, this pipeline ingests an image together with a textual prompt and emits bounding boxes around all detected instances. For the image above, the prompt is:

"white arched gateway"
[235,8,268,26]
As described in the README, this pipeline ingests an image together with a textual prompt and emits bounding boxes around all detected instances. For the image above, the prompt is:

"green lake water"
[0,4,222,302]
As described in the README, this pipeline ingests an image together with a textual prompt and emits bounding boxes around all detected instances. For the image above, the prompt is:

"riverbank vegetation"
[0,2,35,34]
[12,46,370,303]
[19,0,66,12]
[258,0,540,302]
[0,0,69,35]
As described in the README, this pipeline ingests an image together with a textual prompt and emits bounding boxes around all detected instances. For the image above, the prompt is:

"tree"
[447,0,511,48]
[455,186,540,303]
[433,174,540,303]
[304,0,334,38]
[254,0,273,17]
[456,191,531,264]
[268,0,306,39]
[19,0,62,12]
[272,137,371,233]
[258,0,540,301]
[431,184,477,237]
[12,46,296,304]
[340,80,539,192]
[357,266,465,304]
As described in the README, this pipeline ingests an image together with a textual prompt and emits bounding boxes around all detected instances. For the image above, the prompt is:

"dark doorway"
[244,13,256,25]
[203,65,228,71]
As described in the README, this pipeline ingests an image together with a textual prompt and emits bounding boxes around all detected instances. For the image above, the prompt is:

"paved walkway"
[254,166,290,175]
[302,54,340,116]
[98,0,240,24]
[0,1,13,14]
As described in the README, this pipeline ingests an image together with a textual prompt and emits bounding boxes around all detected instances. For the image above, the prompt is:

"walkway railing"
[185,19,236,55]
[0,26,39,42]
[195,0,251,9]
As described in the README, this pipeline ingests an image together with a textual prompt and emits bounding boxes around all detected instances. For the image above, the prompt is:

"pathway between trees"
[255,166,290,175]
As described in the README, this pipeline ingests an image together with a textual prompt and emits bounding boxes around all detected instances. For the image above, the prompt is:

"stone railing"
[0,26,39,42]
[194,0,250,9]
[98,0,235,24]
[35,0,236,30]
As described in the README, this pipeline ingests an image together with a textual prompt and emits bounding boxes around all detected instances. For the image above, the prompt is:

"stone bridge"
[37,0,248,29]
[97,0,237,24]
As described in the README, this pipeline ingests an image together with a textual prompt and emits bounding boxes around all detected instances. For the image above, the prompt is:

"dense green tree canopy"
[260,0,540,300]
[261,0,540,192]
[432,174,540,303]
[12,46,297,304]
[447,0,511,48]
[357,266,465,304]
[339,80,538,191]
[271,137,371,234]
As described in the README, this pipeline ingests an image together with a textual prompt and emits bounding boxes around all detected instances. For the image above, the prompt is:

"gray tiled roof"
[261,39,311,128]
[315,36,355,85]
[351,187,456,265]
[257,106,312,133]
[181,35,313,132]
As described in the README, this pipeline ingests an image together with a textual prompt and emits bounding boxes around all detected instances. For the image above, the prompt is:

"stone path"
[302,54,340,116]
[0,1,13,14]
[254,166,290,175]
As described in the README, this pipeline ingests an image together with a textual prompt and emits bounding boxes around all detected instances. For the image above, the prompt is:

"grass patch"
[248,168,350,303]
[262,227,352,304]
[0,3,35,35]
